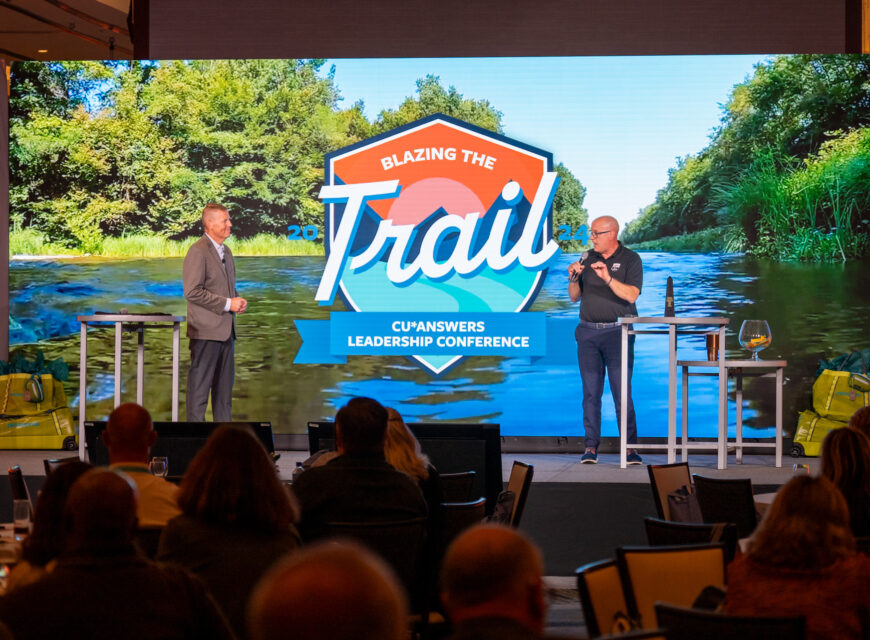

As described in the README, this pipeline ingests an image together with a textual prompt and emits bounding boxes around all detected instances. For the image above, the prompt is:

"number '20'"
[288,225,318,241]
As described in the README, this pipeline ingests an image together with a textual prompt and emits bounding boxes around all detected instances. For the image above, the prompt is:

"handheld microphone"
[569,251,589,282]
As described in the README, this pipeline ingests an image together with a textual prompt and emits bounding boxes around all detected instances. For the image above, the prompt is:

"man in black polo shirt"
[568,216,643,464]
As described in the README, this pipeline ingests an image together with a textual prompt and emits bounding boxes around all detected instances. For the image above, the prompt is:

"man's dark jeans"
[575,323,637,450]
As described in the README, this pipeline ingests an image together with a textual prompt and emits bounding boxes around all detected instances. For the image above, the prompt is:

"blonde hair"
[384,408,430,481]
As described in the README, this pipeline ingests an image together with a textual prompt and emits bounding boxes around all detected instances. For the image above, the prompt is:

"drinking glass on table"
[12,500,30,541]
[738,319,772,360]
[149,456,169,478]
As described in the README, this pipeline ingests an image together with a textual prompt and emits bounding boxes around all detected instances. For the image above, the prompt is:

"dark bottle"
[665,276,675,317]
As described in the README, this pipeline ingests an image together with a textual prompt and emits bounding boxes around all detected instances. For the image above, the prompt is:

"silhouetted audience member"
[158,425,301,638]
[850,406,870,439]
[0,469,236,640]
[6,459,92,592]
[726,475,870,640]
[441,524,547,640]
[822,426,870,537]
[105,402,181,526]
[385,407,443,517]
[290,396,427,542]
[248,540,408,640]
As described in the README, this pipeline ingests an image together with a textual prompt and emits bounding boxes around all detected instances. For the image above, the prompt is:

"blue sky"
[323,56,766,230]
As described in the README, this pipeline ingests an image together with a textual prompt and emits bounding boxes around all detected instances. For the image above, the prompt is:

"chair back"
[440,497,486,550]
[692,474,758,538]
[643,517,738,563]
[134,526,164,560]
[8,465,32,512]
[324,517,428,612]
[43,457,80,476]
[647,462,691,520]
[654,602,806,640]
[617,543,726,629]
[506,461,533,527]
[439,470,476,503]
[575,558,630,637]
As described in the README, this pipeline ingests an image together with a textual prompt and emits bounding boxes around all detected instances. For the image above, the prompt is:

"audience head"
[384,407,430,481]
[849,406,870,438]
[748,475,854,570]
[821,426,870,494]
[104,402,156,464]
[178,425,298,532]
[22,460,92,566]
[335,397,389,455]
[64,469,139,551]
[248,540,408,640]
[441,523,546,634]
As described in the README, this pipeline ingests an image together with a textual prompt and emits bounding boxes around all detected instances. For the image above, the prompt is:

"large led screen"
[8,55,870,439]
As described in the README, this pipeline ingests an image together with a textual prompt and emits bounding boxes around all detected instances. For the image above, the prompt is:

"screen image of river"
[10,251,869,438]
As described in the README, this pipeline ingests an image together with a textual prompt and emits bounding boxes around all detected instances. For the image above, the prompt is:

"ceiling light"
[37,49,48,53]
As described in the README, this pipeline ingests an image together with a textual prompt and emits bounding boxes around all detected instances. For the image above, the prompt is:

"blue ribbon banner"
[295,312,553,362]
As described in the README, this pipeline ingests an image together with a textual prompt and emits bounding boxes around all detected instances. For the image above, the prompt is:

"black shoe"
[580,448,598,464]
[626,449,643,465]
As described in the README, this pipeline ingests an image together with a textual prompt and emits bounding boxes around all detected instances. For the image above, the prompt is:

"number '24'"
[556,224,589,243]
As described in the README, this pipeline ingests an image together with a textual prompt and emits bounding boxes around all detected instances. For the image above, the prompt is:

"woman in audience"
[6,460,92,592]
[157,425,301,639]
[821,426,870,536]
[725,475,870,640]
[850,406,870,439]
[385,407,443,517]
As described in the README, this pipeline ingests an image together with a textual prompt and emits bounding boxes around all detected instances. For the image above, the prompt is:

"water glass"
[149,456,169,478]
[738,319,772,360]
[12,500,30,540]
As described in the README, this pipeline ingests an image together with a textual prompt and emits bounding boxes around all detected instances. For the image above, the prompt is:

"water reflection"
[10,252,870,438]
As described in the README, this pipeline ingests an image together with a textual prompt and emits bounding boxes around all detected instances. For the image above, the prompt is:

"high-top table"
[678,359,786,467]
[618,317,729,469]
[77,313,185,460]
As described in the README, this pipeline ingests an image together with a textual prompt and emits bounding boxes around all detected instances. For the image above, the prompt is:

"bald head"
[65,469,138,550]
[441,524,545,632]
[105,403,156,463]
[248,541,408,640]
[591,215,619,233]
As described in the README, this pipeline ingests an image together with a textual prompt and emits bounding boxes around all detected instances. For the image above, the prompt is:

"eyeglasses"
[589,230,613,239]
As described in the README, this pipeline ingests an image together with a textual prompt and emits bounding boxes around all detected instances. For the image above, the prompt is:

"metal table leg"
[172,321,180,421]
[114,321,122,407]
[620,324,628,469]
[136,324,145,406]
[79,322,87,461]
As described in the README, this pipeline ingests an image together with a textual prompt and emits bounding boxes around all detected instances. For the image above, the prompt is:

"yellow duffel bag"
[792,410,849,457]
[812,370,870,422]
[0,373,62,417]
[0,406,77,451]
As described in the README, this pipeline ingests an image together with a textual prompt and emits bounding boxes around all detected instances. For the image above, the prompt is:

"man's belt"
[578,320,622,329]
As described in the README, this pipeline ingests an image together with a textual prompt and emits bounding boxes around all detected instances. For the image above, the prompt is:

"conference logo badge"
[295,114,561,375]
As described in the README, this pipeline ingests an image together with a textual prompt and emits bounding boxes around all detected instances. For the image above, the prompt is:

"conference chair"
[643,517,738,563]
[575,558,631,637]
[616,543,727,629]
[654,602,806,639]
[506,460,533,527]
[692,474,758,538]
[646,462,693,521]
[439,470,476,503]
[440,497,486,551]
[43,456,79,476]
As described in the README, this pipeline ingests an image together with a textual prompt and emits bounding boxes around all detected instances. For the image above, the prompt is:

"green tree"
[552,163,588,251]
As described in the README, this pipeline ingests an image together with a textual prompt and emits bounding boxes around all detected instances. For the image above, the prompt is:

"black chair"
[324,517,429,613]
[643,517,738,564]
[134,526,164,560]
[440,497,486,551]
[439,470,476,503]
[575,558,631,638]
[654,602,806,639]
[692,474,758,538]
[506,461,533,527]
[647,462,693,521]
[43,456,80,476]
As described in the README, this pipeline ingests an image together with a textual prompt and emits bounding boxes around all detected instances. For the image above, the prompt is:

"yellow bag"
[0,406,77,450]
[0,373,61,417]
[793,410,848,457]
[812,370,870,421]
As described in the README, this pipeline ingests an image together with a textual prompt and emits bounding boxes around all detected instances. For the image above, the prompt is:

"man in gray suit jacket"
[183,203,247,421]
